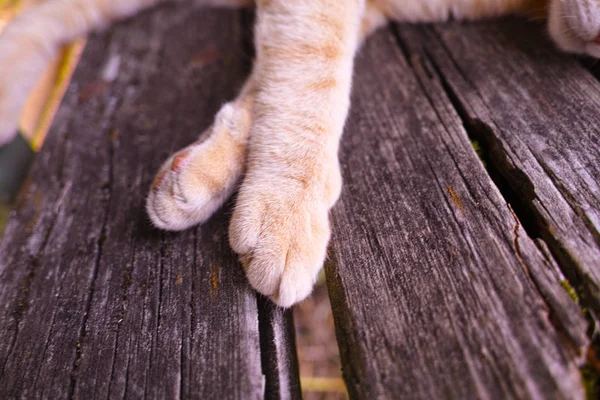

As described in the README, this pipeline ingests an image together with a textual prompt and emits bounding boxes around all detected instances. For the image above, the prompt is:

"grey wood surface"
[0,7,595,400]
[326,25,590,399]
[398,19,600,312]
[0,6,300,399]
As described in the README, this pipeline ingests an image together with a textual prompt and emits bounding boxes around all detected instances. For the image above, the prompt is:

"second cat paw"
[146,103,251,230]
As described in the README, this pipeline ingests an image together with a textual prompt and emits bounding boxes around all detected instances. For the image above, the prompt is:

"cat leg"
[0,0,170,145]
[373,0,540,23]
[0,0,253,146]
[146,76,256,230]
[360,1,389,43]
[228,0,364,307]
[147,4,385,232]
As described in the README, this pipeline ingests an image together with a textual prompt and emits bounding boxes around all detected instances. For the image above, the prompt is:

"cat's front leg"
[0,0,163,145]
[147,77,256,230]
[229,0,364,307]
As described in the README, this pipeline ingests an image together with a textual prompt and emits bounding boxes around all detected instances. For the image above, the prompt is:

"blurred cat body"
[0,0,598,306]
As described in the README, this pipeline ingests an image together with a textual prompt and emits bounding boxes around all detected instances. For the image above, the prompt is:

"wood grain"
[0,6,299,399]
[397,18,600,313]
[326,26,589,399]
[0,9,594,400]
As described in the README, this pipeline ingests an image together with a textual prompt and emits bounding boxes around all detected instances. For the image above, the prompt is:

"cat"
[0,0,598,307]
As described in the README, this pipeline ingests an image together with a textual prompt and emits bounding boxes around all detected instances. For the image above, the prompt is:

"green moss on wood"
[582,346,600,400]
[470,139,487,168]
[0,203,9,237]
[583,366,599,400]
[560,279,580,303]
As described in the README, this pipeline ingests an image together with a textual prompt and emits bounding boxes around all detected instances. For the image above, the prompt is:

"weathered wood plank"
[327,26,588,399]
[0,6,299,399]
[397,18,600,312]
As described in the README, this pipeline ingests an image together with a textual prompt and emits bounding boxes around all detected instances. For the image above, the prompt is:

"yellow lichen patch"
[209,264,219,296]
[175,274,182,286]
[300,377,347,395]
[447,186,464,213]
[188,47,220,69]
[24,189,43,233]
[0,203,9,236]
[110,128,119,142]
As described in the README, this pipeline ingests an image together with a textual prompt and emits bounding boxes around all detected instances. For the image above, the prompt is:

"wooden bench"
[0,4,598,399]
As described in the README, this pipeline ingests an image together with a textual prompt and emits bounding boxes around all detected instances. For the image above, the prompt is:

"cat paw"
[146,103,251,230]
[229,162,342,307]
[548,0,600,58]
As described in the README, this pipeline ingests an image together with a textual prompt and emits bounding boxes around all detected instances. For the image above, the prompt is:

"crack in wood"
[398,23,592,357]
[323,23,590,398]
[0,7,302,399]
[419,22,600,316]
[393,26,563,323]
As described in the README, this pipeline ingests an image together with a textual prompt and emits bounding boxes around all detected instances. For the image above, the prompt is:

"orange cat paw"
[146,102,251,230]
[229,160,342,307]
